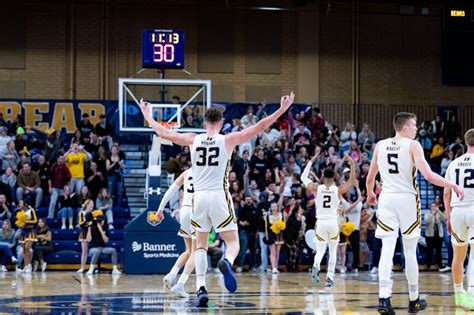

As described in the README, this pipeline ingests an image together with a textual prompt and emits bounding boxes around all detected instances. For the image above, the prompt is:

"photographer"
[86,212,121,275]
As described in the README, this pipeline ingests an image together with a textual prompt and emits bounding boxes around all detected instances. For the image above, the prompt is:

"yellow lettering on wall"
[52,103,76,133]
[0,102,21,122]
[78,103,105,126]
[23,102,49,132]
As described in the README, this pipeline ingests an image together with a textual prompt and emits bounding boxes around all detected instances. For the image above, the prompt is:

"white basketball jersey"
[446,153,474,207]
[182,169,194,208]
[191,134,231,191]
[377,138,418,195]
[315,184,340,220]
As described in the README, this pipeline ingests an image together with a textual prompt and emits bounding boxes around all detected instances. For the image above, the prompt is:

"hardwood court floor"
[0,270,464,314]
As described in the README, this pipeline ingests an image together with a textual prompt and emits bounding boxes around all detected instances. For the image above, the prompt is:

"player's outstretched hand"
[453,184,464,201]
[139,98,152,120]
[311,146,321,162]
[154,210,164,223]
[280,91,295,111]
[368,191,377,206]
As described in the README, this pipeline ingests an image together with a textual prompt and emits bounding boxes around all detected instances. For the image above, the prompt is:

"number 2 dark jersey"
[377,138,417,195]
[191,133,231,191]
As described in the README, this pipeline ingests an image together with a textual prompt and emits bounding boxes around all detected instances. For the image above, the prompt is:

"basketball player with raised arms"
[156,167,195,298]
[366,112,464,314]
[140,92,294,307]
[301,149,357,287]
[444,129,474,311]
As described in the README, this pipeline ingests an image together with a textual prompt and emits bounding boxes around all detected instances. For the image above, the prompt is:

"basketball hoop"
[157,122,177,146]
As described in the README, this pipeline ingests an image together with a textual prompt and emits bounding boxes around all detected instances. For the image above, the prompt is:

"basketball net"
[157,122,178,146]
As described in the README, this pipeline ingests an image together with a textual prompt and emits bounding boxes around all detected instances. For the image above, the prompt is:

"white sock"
[225,254,236,266]
[313,241,327,268]
[327,241,338,279]
[468,247,474,294]
[195,248,208,290]
[454,283,464,294]
[403,237,419,301]
[178,273,189,285]
[379,237,397,298]
[170,265,180,277]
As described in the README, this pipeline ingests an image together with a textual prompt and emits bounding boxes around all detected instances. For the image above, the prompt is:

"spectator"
[430,137,447,172]
[77,199,93,273]
[1,167,16,204]
[236,195,258,273]
[58,185,77,229]
[284,203,306,272]
[16,151,31,171]
[0,194,12,221]
[86,213,121,275]
[424,203,446,271]
[78,113,95,137]
[16,162,43,208]
[440,150,454,176]
[17,201,38,273]
[243,168,261,204]
[47,154,71,219]
[241,105,257,128]
[348,141,361,162]
[76,185,92,218]
[106,146,125,208]
[33,154,50,197]
[449,136,465,159]
[1,140,19,171]
[93,145,108,175]
[14,127,29,153]
[26,127,63,164]
[264,189,285,274]
[260,126,281,146]
[32,218,52,272]
[207,229,223,271]
[191,106,203,128]
[231,149,249,183]
[229,180,244,208]
[340,122,357,154]
[85,161,106,200]
[416,128,433,159]
[342,186,364,273]
[71,129,83,145]
[96,188,114,230]
[0,126,12,152]
[445,115,462,143]
[430,115,445,140]
[357,123,375,147]
[257,192,270,272]
[0,219,17,271]
[65,143,92,195]
[250,148,268,182]
[82,134,98,155]
[359,208,375,270]
[95,114,114,150]
[112,140,126,161]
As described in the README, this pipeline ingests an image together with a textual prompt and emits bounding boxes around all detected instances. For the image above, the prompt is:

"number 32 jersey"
[191,133,231,191]
[377,138,417,195]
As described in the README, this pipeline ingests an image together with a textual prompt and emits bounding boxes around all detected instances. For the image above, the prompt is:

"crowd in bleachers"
[166,105,463,274]
[0,112,126,273]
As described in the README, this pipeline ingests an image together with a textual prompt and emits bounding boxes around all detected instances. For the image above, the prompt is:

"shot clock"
[142,29,184,69]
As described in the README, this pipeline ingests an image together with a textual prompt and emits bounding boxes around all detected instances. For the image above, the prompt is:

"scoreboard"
[142,29,185,69]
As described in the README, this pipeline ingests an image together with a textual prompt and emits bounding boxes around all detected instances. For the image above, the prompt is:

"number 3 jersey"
[377,138,417,195]
[191,133,231,191]
[315,184,340,220]
[445,153,474,208]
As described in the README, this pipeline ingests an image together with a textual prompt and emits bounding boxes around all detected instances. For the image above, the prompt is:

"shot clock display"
[142,29,184,69]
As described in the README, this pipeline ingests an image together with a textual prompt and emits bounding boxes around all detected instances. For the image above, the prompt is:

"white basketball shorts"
[315,219,339,243]
[191,190,237,233]
[177,205,194,239]
[375,192,420,239]
[450,205,474,246]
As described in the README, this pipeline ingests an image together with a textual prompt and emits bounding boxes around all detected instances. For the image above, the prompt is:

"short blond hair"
[393,112,417,132]
[465,129,474,146]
